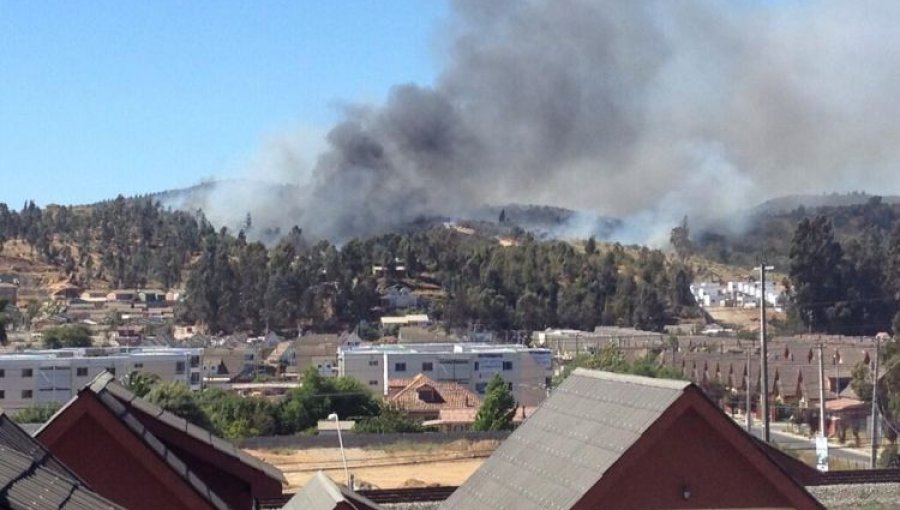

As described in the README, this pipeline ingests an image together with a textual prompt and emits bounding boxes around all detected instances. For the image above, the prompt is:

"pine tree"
[473,374,516,431]
[789,216,846,333]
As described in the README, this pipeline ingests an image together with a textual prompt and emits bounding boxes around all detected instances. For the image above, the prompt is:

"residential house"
[166,289,184,303]
[387,373,481,422]
[35,373,286,510]
[282,332,365,377]
[442,369,824,510]
[380,314,430,328]
[105,290,136,303]
[79,290,109,303]
[174,324,201,340]
[203,347,256,382]
[49,282,82,301]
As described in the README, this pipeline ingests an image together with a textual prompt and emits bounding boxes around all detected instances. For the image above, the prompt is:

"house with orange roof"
[387,373,481,421]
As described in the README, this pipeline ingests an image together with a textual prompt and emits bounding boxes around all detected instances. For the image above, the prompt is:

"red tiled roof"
[388,374,481,412]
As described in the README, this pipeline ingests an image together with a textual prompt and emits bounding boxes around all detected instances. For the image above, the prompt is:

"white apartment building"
[0,347,202,413]
[339,343,553,407]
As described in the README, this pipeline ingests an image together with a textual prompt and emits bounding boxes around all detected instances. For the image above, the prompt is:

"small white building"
[380,314,430,328]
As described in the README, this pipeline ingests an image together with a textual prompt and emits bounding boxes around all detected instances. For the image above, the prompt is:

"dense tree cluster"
[0,197,697,335]
[788,210,900,335]
[180,227,696,335]
[41,324,93,349]
[137,368,382,440]
[0,197,202,288]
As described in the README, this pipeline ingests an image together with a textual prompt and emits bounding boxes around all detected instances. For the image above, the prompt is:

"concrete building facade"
[339,343,552,407]
[0,347,202,412]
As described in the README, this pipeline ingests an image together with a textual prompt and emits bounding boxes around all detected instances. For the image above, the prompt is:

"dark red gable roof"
[36,373,284,510]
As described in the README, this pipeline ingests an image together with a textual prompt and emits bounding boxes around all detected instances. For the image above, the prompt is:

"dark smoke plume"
[191,0,900,244]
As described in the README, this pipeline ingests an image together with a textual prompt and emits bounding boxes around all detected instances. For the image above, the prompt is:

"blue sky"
[0,1,449,207]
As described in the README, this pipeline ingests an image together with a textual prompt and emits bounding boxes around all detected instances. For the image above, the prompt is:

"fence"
[238,430,511,450]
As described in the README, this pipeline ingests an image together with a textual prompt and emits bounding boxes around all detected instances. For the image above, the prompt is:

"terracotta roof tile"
[388,374,481,412]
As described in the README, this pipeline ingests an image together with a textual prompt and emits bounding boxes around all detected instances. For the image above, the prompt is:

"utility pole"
[758,262,774,443]
[871,334,881,468]
[746,342,752,432]
[818,341,827,439]
[817,340,829,472]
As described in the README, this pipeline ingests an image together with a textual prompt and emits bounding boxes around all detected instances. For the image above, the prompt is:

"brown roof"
[388,374,481,413]
[825,397,868,412]
[434,406,536,425]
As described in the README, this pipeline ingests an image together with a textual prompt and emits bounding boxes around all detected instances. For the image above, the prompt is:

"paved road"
[743,421,871,468]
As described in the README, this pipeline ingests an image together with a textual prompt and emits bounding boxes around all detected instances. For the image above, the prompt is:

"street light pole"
[757,263,774,443]
[871,335,882,468]
[328,413,351,488]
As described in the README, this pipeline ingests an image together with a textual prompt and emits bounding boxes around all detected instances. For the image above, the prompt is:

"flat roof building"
[0,347,202,413]
[339,343,552,407]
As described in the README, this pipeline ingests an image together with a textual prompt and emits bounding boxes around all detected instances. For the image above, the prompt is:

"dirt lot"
[705,307,783,332]
[245,439,497,490]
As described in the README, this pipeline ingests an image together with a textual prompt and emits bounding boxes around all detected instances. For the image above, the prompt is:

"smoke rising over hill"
[186,0,900,244]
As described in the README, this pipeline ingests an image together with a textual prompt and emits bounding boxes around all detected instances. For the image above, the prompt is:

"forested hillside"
[0,197,202,289]
[0,197,698,335]
[697,195,900,268]
[177,226,698,335]
[787,212,900,336]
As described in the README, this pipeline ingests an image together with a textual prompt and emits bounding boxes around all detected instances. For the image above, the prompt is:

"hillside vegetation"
[0,197,699,336]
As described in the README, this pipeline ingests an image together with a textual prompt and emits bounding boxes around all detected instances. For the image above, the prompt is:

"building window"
[394,362,407,372]
[190,355,200,368]
[502,361,513,371]
[422,362,433,372]
[21,368,33,378]
[190,373,200,384]
[0,390,4,399]
[473,362,479,371]
[175,361,186,375]
[134,363,143,369]
[76,367,88,377]
[368,359,379,366]
[21,390,32,399]
[508,382,513,391]
[0,369,4,378]
[107,367,116,376]
[368,380,379,386]
[475,382,487,394]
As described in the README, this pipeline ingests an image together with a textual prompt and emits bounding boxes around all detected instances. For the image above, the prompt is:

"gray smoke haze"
[187,0,900,244]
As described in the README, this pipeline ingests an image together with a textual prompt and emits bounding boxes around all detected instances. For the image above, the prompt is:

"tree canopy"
[41,324,92,349]
[473,374,517,431]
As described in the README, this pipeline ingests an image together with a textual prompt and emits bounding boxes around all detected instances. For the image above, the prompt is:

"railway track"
[358,485,458,503]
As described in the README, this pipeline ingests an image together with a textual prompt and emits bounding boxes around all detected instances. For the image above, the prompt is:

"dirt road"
[245,439,496,490]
